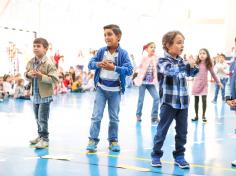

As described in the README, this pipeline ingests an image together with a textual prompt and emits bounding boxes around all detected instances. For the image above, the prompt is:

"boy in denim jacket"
[225,55,236,166]
[86,24,133,152]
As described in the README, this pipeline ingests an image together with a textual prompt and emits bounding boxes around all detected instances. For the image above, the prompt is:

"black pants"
[194,96,207,118]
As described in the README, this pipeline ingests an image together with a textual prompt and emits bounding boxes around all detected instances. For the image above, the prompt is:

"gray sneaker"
[35,139,49,149]
[30,137,41,145]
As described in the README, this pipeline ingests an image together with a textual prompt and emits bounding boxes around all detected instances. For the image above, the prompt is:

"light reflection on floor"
[0,83,236,176]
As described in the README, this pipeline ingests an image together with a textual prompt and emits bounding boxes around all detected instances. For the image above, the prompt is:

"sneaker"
[137,116,142,122]
[211,100,217,104]
[35,139,49,149]
[151,157,162,167]
[30,137,41,145]
[202,117,207,123]
[174,156,190,169]
[232,160,236,166]
[109,141,120,152]
[86,140,97,152]
[191,117,198,121]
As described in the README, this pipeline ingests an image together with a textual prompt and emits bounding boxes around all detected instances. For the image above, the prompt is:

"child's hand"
[231,99,236,106]
[226,100,234,106]
[31,70,43,78]
[27,70,36,77]
[101,60,115,71]
[226,100,236,107]
[218,82,224,89]
[187,56,196,68]
[97,61,105,68]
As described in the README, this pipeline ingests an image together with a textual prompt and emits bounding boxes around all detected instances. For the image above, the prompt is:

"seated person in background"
[63,73,72,89]
[3,74,15,96]
[71,75,83,92]
[14,78,30,100]
[0,77,7,101]
[54,76,67,95]
[69,66,76,82]
[82,72,94,92]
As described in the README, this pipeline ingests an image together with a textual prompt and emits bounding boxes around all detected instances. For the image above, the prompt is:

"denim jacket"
[226,58,236,99]
[88,45,133,94]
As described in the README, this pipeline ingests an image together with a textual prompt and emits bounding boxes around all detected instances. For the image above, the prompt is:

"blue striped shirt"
[158,52,199,109]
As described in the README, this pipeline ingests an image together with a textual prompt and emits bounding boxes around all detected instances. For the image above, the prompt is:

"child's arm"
[38,64,58,85]
[185,64,199,77]
[158,58,198,77]
[88,49,103,70]
[114,52,133,76]
[209,67,220,85]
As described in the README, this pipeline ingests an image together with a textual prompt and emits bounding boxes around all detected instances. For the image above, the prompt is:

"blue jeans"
[136,84,159,118]
[151,103,188,158]
[89,86,121,143]
[33,102,51,141]
[213,78,228,101]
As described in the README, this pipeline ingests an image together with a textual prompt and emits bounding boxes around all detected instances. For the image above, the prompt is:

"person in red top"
[54,50,64,68]
[63,73,71,89]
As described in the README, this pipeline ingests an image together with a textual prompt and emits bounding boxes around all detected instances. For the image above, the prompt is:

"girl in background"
[192,48,223,122]
[134,42,159,123]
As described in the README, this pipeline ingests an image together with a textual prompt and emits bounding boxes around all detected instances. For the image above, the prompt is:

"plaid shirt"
[158,52,199,109]
[32,58,53,104]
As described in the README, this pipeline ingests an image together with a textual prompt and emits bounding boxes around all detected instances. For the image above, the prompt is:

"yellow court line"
[87,152,236,173]
[32,146,236,173]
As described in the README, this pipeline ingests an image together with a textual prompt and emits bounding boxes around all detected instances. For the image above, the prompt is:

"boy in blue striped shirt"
[151,31,199,169]
[86,24,133,152]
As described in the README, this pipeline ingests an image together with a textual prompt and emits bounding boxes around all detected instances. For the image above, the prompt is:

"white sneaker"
[35,139,49,149]
[29,137,41,145]
[232,160,236,166]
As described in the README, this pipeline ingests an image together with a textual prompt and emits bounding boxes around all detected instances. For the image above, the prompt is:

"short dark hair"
[33,38,49,48]
[219,53,226,59]
[162,31,184,52]
[103,24,122,38]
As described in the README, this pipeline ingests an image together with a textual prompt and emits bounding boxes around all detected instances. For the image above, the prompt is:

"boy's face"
[219,55,225,63]
[33,43,48,58]
[167,34,184,57]
[104,29,120,47]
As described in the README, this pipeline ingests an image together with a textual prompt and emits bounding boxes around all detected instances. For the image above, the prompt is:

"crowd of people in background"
[0,40,234,105]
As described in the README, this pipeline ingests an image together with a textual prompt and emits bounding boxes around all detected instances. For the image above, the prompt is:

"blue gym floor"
[0,83,236,176]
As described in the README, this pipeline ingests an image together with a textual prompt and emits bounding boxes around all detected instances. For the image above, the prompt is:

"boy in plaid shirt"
[151,31,199,169]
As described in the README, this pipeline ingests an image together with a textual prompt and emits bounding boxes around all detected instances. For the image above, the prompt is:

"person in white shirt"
[212,54,229,103]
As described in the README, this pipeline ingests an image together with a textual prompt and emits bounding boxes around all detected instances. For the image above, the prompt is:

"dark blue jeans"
[151,103,188,158]
[33,102,51,141]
